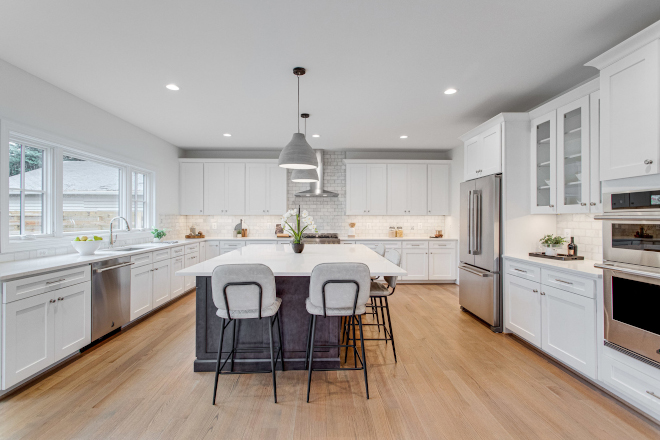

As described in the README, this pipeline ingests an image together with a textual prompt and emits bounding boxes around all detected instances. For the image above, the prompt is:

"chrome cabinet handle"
[46,278,66,285]
[644,159,654,165]
[647,391,660,400]
[513,268,527,273]
[554,278,573,285]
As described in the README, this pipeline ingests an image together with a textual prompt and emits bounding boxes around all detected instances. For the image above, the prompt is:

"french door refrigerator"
[459,174,502,332]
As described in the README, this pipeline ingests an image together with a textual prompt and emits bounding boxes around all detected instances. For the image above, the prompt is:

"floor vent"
[604,341,660,370]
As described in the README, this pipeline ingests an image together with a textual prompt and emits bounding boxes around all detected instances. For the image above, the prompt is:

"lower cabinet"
[152,259,171,308]
[184,252,199,291]
[2,281,91,389]
[401,249,429,281]
[130,264,153,321]
[206,241,220,259]
[170,255,185,299]
[505,275,542,347]
[429,249,456,280]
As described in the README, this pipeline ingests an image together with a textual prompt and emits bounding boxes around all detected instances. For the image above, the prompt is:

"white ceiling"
[2,1,660,150]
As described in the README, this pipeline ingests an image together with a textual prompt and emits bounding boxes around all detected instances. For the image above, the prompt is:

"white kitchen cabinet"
[427,164,449,215]
[152,259,171,309]
[597,39,660,181]
[170,256,185,299]
[345,164,387,215]
[130,264,153,321]
[3,281,91,389]
[541,285,596,378]
[387,164,427,215]
[401,249,429,281]
[206,241,220,259]
[428,248,456,280]
[203,163,245,215]
[531,111,557,214]
[505,275,542,347]
[245,163,287,215]
[557,96,590,213]
[184,252,199,291]
[589,91,603,213]
[463,124,502,181]
[180,162,205,215]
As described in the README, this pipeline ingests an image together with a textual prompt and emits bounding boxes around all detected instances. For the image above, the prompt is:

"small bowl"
[71,240,102,256]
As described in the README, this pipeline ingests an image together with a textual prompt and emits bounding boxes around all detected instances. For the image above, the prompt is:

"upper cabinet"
[557,96,590,213]
[531,111,557,214]
[179,160,286,216]
[586,27,660,181]
[345,164,387,215]
[428,164,449,215]
[463,124,502,181]
[387,164,427,215]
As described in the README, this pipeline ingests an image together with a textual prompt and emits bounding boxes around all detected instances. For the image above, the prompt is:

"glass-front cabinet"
[557,96,590,213]
[531,111,557,214]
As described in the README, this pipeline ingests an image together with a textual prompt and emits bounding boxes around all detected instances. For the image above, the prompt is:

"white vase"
[543,245,561,256]
[153,238,161,243]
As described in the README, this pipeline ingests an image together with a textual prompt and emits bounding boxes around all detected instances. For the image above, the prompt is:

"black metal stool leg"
[374,298,381,332]
[276,311,285,371]
[231,319,237,372]
[352,315,357,368]
[358,315,369,399]
[379,297,387,342]
[384,297,397,362]
[306,315,317,403]
[344,316,351,363]
[213,317,227,404]
[305,314,313,370]
[269,315,277,403]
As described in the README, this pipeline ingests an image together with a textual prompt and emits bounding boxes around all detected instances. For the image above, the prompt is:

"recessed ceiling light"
[400,135,408,139]
[166,84,180,91]
[444,88,457,95]
[223,133,231,137]
[312,134,320,138]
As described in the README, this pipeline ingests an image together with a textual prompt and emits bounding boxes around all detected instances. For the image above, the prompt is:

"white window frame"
[0,120,157,253]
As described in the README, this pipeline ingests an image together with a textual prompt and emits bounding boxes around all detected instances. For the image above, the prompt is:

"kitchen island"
[176,243,407,372]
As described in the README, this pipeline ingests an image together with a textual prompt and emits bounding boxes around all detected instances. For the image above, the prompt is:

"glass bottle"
[567,237,577,256]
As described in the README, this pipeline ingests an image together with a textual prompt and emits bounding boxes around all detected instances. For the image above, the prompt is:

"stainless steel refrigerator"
[459,174,502,332]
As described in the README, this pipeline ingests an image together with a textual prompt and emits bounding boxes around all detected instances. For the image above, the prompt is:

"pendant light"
[278,67,318,170]
[292,113,320,182]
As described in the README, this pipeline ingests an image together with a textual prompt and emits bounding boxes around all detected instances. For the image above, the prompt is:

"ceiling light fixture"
[291,114,320,183]
[278,67,318,170]
[444,88,457,95]
[223,133,231,137]
[400,135,408,139]
[312,134,320,138]
[166,84,180,91]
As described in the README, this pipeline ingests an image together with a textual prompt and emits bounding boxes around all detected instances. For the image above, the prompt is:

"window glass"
[62,155,121,232]
[132,171,147,229]
[8,142,47,235]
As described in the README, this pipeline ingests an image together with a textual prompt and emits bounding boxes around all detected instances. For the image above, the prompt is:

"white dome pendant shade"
[278,67,319,170]
[291,167,319,182]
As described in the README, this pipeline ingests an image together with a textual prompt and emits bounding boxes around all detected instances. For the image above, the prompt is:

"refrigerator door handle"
[473,191,481,255]
[459,264,494,278]
[467,190,473,254]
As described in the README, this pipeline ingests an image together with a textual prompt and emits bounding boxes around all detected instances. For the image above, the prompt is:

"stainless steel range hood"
[295,150,339,197]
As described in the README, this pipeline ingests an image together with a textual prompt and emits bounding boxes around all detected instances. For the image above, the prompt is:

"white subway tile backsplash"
[556,213,602,261]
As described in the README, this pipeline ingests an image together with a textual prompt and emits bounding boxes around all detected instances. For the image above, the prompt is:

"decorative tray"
[529,252,584,261]
[185,234,205,239]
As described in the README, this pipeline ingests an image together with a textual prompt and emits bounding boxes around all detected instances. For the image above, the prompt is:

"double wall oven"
[596,189,660,365]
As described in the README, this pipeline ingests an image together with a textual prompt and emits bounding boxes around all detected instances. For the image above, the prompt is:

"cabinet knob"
[581,203,587,206]
[645,159,654,165]
[590,202,596,206]
[532,289,538,293]
[49,299,56,303]
[540,292,546,295]
[549,204,554,208]
[58,297,64,301]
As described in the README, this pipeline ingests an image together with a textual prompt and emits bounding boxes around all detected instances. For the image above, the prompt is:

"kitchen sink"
[99,247,147,252]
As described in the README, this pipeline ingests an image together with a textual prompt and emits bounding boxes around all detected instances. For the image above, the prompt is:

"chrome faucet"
[109,216,131,247]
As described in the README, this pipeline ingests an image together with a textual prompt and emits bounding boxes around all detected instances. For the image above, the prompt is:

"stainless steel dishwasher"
[92,256,132,341]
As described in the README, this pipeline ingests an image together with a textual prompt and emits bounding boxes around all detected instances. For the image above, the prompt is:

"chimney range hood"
[294,150,339,197]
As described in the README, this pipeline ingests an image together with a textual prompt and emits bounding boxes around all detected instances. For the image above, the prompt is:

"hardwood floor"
[1,284,659,439]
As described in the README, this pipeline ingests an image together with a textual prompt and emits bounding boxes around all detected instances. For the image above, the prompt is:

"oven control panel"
[611,190,660,210]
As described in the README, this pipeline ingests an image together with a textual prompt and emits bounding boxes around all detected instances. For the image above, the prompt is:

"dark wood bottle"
[567,237,577,256]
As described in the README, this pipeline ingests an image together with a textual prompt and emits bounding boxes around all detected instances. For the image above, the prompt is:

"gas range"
[301,233,341,244]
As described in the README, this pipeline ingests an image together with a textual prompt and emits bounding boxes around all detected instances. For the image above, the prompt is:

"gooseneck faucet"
[109,216,131,247]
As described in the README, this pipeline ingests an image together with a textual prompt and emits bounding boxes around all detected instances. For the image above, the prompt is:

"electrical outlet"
[36,249,48,257]
[418,223,423,230]
[212,223,217,230]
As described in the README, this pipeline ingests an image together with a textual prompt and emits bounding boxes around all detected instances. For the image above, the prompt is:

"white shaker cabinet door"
[2,292,55,389]
[184,253,199,291]
[53,282,91,363]
[589,91,603,213]
[152,260,171,309]
[366,164,387,215]
[600,40,660,181]
[541,285,596,379]
[206,241,220,259]
[203,163,226,215]
[401,249,429,281]
[530,111,557,214]
[556,96,590,214]
[170,256,185,299]
[180,162,205,215]
[346,164,368,215]
[130,264,153,321]
[428,249,456,280]
[505,275,541,348]
[407,164,428,215]
[428,164,449,215]
[266,164,287,215]
[387,164,408,215]
[463,135,482,181]
[245,163,268,215]
[225,163,246,215]
[480,124,502,177]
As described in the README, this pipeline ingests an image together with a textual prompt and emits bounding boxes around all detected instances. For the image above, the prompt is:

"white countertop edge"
[340,237,457,241]
[503,254,604,279]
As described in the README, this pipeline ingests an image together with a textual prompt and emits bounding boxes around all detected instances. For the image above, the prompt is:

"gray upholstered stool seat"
[305,298,366,316]
[369,281,392,297]
[211,264,284,404]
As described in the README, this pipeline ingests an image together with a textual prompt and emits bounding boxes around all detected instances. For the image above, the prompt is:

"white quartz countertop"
[340,237,456,241]
[503,254,603,279]
[176,244,408,277]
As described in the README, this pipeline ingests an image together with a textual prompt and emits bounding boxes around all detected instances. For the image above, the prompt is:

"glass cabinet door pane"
[562,108,583,206]
[536,120,551,208]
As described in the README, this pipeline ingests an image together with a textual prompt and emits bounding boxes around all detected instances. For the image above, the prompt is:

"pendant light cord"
[297,76,300,133]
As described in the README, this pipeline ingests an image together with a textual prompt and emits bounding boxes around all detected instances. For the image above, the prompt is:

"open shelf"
[538,161,551,166]
[538,137,551,144]
[565,153,582,160]
[538,186,550,190]
[566,127,581,135]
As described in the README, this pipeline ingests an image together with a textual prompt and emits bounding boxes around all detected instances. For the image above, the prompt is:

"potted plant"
[281,206,317,253]
[151,228,167,243]
[539,234,566,256]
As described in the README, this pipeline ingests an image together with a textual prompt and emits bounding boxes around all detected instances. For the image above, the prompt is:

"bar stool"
[211,264,284,404]
[369,243,386,321]
[305,263,371,402]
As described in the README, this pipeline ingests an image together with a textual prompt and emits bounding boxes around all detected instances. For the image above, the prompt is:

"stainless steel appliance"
[459,174,502,332]
[91,257,133,341]
[596,189,660,365]
[302,233,341,244]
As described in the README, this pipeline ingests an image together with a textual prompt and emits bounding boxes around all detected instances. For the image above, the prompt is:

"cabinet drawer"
[152,248,171,262]
[221,241,246,250]
[429,241,455,249]
[184,243,200,254]
[131,252,153,267]
[541,269,595,299]
[247,241,277,245]
[171,245,184,257]
[277,240,291,244]
[403,241,428,249]
[356,241,382,250]
[505,260,541,282]
[3,265,91,304]
[601,354,660,418]
[342,241,356,244]
[384,242,402,249]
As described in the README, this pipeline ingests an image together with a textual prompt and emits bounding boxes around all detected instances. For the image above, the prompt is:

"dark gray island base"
[194,276,340,372]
